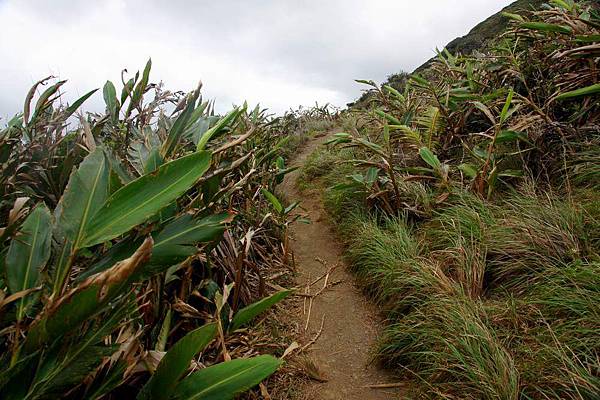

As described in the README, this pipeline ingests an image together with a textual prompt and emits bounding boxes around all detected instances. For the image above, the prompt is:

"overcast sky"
[0,0,513,119]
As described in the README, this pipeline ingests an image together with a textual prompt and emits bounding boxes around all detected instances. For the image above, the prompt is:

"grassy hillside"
[304,1,600,398]
[415,0,546,73]
[351,0,546,108]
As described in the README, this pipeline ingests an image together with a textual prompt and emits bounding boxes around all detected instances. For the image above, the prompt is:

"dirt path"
[279,132,403,400]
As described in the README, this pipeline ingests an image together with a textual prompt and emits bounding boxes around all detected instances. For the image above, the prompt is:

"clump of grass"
[568,140,600,191]
[423,191,496,250]
[332,183,599,398]
[421,192,495,297]
[303,118,335,135]
[396,178,438,220]
[486,189,588,293]
[299,147,340,183]
[279,132,311,159]
[380,296,520,400]
[342,214,444,314]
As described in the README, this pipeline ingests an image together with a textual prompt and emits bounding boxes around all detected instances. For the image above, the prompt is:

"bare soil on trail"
[279,132,404,400]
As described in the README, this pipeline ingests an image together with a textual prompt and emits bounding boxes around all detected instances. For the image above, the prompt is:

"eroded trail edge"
[279,132,401,400]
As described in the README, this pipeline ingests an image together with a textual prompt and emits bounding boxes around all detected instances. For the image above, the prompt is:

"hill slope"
[351,0,545,107]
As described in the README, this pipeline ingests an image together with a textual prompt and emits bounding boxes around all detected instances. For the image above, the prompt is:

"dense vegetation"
[1,0,598,399]
[0,60,314,398]
[302,1,600,398]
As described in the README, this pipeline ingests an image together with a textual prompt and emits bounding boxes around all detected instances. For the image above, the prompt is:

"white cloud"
[0,0,513,119]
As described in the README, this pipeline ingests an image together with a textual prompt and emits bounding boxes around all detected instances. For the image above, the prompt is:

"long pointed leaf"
[24,238,153,351]
[196,108,240,151]
[138,323,217,400]
[81,151,211,247]
[556,83,600,100]
[172,355,282,400]
[419,147,442,170]
[5,205,52,321]
[63,89,98,120]
[261,189,282,214]
[79,213,229,281]
[53,148,110,293]
[230,290,291,332]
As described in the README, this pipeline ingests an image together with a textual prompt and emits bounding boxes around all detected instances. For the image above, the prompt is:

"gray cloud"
[0,0,512,119]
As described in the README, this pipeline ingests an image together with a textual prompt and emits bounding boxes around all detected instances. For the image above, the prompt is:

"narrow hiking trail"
[279,131,403,400]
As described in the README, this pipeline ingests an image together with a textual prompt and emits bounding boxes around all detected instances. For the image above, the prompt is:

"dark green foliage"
[0,60,294,398]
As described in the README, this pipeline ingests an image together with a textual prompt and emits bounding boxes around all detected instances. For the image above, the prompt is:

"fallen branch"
[300,315,326,352]
[365,382,407,389]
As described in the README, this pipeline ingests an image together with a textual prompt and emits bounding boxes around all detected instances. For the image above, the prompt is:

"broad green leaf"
[355,138,385,156]
[127,58,152,116]
[458,163,478,179]
[81,151,211,247]
[284,202,300,215]
[374,109,401,125]
[549,0,573,12]
[129,141,152,176]
[156,309,172,352]
[53,148,110,292]
[350,174,365,184]
[107,152,133,184]
[79,213,229,280]
[383,122,390,145]
[354,79,377,88]
[499,169,524,178]
[27,300,132,398]
[556,83,600,100]
[521,22,572,34]
[383,84,403,100]
[144,147,164,174]
[103,80,119,119]
[324,132,351,145]
[138,323,217,400]
[64,89,98,120]
[261,189,283,214]
[172,355,282,400]
[502,12,524,22]
[472,145,489,161]
[6,204,52,321]
[191,116,220,146]
[495,130,529,144]
[24,238,153,352]
[162,90,201,157]
[575,34,600,43]
[499,89,514,125]
[23,76,52,126]
[419,147,441,170]
[410,74,429,87]
[230,290,291,332]
[331,182,358,191]
[275,156,287,184]
[487,166,499,198]
[400,166,435,175]
[276,156,285,171]
[121,77,135,105]
[196,108,241,151]
[148,213,228,268]
[55,148,110,246]
[29,80,66,125]
[365,167,379,185]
